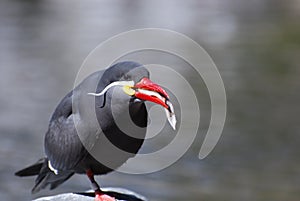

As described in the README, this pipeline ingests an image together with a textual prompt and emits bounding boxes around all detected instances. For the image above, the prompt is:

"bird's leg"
[86,169,116,201]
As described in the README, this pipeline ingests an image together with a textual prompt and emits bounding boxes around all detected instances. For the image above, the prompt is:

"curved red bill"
[134,78,169,99]
[134,78,169,109]
[133,77,177,130]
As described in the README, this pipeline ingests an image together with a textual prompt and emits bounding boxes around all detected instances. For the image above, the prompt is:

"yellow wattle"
[123,85,135,96]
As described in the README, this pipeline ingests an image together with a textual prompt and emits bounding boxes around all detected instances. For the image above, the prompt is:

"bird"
[15,61,176,201]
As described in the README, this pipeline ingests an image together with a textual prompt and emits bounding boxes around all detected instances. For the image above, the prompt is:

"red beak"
[134,78,169,109]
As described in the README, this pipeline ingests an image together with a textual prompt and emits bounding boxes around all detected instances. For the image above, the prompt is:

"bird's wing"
[44,70,106,172]
[44,90,87,171]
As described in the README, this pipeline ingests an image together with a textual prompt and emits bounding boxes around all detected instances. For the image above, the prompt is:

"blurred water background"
[1,0,300,201]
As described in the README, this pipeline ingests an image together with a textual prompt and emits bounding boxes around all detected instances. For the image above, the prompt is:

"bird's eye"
[122,75,129,80]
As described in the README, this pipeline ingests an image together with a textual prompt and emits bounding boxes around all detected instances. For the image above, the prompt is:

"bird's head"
[122,77,169,110]
[88,62,176,130]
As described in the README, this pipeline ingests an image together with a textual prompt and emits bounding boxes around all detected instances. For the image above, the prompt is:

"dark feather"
[15,158,75,193]
[15,158,45,177]
[16,61,150,193]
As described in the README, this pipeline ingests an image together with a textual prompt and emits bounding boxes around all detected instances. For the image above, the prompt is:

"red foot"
[95,193,116,201]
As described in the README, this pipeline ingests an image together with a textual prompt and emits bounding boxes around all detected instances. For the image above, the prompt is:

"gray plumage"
[15,61,150,193]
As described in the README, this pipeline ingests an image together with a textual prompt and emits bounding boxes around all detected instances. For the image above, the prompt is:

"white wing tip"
[48,160,59,175]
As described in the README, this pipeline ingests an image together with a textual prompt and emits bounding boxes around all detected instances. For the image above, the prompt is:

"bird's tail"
[15,158,45,177]
[15,158,74,193]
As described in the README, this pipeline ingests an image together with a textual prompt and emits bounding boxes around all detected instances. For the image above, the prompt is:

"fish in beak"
[123,78,177,130]
[88,78,177,130]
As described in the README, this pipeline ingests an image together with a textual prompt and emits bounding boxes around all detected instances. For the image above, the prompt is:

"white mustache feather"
[88,81,134,96]
[88,81,176,130]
